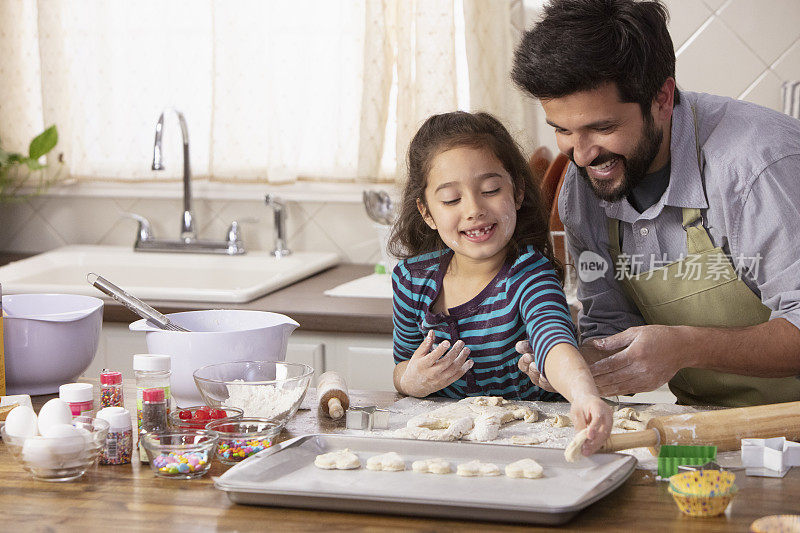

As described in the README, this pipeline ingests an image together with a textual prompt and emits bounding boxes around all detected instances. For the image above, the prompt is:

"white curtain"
[0,0,536,184]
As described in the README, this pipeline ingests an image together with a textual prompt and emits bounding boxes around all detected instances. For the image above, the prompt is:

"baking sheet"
[215,434,636,525]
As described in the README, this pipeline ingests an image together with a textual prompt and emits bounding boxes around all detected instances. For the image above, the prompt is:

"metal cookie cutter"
[345,406,391,431]
[741,437,800,477]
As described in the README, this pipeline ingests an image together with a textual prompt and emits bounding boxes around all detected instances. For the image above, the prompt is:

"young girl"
[389,111,611,456]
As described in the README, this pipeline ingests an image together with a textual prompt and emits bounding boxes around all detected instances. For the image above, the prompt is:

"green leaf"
[28,125,58,160]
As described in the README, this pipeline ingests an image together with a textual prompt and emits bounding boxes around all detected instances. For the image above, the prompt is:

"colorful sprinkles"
[217,438,273,462]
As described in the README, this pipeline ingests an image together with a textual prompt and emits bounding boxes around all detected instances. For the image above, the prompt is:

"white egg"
[40,424,87,457]
[4,405,39,438]
[37,399,73,434]
[22,436,59,468]
[73,426,95,447]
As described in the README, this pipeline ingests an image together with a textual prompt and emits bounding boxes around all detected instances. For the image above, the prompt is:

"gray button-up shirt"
[559,90,800,342]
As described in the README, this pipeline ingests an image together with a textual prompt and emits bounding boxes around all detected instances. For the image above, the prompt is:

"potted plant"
[0,125,61,202]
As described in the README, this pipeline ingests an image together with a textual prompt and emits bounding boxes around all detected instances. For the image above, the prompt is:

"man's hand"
[589,325,691,396]
[516,340,556,392]
[399,331,473,397]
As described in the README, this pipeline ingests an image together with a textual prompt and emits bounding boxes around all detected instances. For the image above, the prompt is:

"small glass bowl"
[1,416,109,482]
[140,430,218,479]
[205,418,281,464]
[168,406,244,430]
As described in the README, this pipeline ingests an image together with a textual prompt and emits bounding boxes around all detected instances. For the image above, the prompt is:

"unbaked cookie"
[510,434,547,445]
[549,414,571,427]
[366,452,405,471]
[456,460,501,477]
[564,428,589,462]
[411,458,452,474]
[314,448,361,470]
[505,458,544,479]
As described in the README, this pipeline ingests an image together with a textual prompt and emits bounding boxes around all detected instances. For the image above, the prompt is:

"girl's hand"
[569,396,612,457]
[399,331,473,397]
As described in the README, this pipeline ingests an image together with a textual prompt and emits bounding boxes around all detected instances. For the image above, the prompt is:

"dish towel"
[783,81,800,119]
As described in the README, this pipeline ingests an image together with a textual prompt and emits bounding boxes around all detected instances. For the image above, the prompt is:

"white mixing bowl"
[129,310,299,407]
[3,294,104,395]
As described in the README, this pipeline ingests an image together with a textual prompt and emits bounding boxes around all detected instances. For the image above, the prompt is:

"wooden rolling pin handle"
[599,428,661,453]
[328,397,344,420]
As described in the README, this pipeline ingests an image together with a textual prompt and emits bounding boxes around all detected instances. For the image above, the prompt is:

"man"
[511,0,800,406]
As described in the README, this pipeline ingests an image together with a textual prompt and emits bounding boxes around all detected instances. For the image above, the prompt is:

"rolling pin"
[317,371,349,420]
[600,400,800,454]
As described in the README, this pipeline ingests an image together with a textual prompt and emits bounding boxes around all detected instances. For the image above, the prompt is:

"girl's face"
[418,146,523,264]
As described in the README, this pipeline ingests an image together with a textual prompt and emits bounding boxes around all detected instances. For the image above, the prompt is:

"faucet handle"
[121,212,154,244]
[225,218,257,255]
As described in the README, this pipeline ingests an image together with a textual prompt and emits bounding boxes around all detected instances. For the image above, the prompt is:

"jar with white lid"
[59,383,94,418]
[96,406,133,465]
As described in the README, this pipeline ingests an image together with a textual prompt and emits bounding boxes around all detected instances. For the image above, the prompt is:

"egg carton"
[741,437,800,478]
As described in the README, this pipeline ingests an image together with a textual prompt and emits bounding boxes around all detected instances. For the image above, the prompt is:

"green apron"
[607,110,800,407]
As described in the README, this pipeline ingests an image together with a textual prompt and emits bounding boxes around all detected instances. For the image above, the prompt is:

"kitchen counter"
[2,387,799,531]
[0,252,393,335]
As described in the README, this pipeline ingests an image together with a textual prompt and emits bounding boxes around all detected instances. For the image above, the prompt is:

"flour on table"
[412,458,451,474]
[224,381,304,419]
[394,416,473,441]
[314,448,361,470]
[505,458,544,479]
[564,429,589,462]
[456,460,501,477]
[366,452,405,471]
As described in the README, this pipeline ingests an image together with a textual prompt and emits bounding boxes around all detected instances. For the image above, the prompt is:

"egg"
[40,424,87,458]
[37,399,73,434]
[4,405,39,438]
[22,436,59,468]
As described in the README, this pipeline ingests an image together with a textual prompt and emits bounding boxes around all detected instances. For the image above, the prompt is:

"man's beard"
[574,116,663,202]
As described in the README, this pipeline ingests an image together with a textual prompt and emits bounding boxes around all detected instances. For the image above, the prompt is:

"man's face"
[542,82,665,202]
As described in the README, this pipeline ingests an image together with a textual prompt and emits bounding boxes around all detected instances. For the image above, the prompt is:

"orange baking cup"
[750,514,800,533]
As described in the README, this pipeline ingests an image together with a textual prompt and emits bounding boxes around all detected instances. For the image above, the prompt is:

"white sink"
[0,245,340,303]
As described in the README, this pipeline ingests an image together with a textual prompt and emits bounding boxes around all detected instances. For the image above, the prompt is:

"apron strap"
[682,207,715,254]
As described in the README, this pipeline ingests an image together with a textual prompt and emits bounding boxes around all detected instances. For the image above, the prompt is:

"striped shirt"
[392,245,577,400]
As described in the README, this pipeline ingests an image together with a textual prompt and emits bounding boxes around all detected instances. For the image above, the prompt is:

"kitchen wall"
[1,0,798,259]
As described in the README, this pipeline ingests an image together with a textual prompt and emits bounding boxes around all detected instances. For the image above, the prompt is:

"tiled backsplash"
[0,193,385,265]
[2,0,798,259]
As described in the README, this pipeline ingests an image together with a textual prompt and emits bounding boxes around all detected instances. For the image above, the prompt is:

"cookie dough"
[510,434,547,445]
[564,428,589,462]
[412,458,452,474]
[366,452,405,471]
[404,396,537,443]
[456,460,501,477]
[314,448,361,470]
[613,418,646,431]
[549,414,571,427]
[614,407,641,421]
[505,458,544,479]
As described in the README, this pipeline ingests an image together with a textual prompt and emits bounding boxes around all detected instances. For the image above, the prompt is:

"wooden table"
[1,388,798,531]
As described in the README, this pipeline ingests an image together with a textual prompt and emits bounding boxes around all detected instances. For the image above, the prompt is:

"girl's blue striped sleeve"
[514,251,578,378]
[392,262,423,364]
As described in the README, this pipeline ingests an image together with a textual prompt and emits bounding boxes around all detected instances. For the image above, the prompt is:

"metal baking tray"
[214,434,636,525]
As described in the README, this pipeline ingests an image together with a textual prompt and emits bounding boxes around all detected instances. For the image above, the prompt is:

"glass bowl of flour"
[193,361,313,431]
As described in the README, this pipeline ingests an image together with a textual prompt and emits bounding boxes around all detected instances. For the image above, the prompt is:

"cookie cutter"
[741,437,800,478]
[345,406,391,431]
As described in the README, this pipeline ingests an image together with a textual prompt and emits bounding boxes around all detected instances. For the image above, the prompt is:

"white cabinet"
[90,325,396,392]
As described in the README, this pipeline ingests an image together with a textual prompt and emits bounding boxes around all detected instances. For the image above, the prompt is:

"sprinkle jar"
[100,370,124,408]
[96,406,133,465]
[58,383,94,418]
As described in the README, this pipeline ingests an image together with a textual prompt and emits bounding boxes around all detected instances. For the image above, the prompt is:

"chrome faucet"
[152,109,195,242]
[265,194,291,258]
[123,109,247,255]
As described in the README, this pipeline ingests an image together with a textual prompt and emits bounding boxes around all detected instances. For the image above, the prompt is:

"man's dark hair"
[512,0,680,115]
